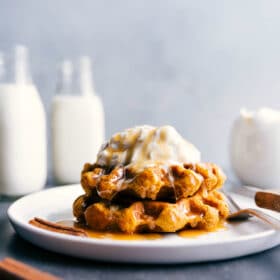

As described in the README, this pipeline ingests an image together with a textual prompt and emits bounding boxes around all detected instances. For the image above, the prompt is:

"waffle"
[73,189,229,233]
[80,162,226,202]
[73,125,229,234]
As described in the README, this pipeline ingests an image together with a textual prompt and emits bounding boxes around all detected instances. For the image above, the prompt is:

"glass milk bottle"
[52,57,105,184]
[0,46,47,196]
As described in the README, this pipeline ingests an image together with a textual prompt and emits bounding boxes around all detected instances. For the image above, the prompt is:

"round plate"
[8,185,280,263]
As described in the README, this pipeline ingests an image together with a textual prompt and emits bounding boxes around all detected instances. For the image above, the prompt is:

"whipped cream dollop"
[96,125,200,171]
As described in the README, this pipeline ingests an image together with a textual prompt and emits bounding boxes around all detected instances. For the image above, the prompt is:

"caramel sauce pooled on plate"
[57,220,226,240]
[178,222,226,238]
[56,220,162,240]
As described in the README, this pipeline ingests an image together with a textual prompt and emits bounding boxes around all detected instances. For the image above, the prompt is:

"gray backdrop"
[1,0,280,176]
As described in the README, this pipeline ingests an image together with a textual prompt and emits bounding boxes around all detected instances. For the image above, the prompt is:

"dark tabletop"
[1,183,280,280]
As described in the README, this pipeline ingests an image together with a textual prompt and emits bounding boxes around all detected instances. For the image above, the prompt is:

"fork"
[223,191,280,230]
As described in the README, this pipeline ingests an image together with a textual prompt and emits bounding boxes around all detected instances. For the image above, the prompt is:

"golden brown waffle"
[73,189,229,233]
[81,162,226,202]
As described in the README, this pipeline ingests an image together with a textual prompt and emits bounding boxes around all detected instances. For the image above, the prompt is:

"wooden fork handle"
[247,208,280,231]
[255,191,280,212]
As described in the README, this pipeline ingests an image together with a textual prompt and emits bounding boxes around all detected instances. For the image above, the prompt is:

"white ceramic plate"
[8,185,280,264]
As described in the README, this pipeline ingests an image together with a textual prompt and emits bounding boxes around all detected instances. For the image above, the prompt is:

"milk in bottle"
[0,46,47,196]
[52,57,105,184]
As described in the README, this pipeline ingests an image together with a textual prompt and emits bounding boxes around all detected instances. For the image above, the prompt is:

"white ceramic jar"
[230,108,280,189]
